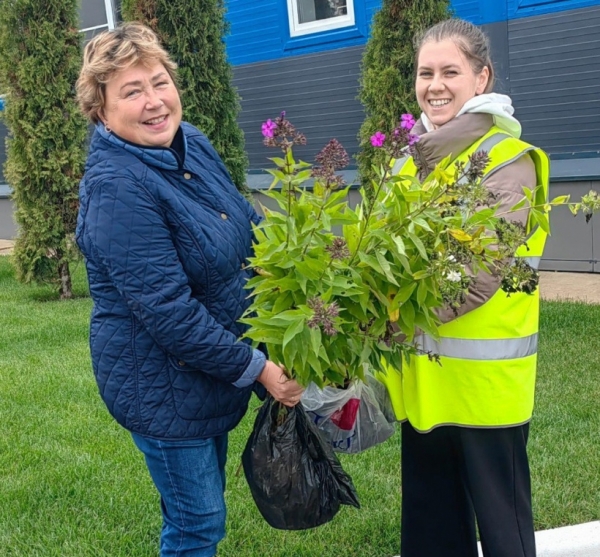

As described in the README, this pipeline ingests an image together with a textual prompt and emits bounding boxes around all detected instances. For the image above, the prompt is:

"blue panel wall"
[226,0,380,65]
[507,0,600,20]
[225,0,600,65]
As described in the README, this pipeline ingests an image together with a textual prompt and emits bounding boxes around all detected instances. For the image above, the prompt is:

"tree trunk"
[59,260,73,300]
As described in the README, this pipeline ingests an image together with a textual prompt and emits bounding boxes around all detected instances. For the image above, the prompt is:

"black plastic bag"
[242,395,361,530]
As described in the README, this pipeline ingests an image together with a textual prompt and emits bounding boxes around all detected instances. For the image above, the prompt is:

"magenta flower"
[261,119,276,138]
[408,134,420,146]
[370,131,386,148]
[400,113,416,130]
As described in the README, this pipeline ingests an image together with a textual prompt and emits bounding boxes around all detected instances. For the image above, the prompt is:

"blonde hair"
[76,22,178,124]
[415,19,495,94]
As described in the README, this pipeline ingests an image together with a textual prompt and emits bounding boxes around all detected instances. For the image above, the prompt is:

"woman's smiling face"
[100,62,182,148]
[416,39,489,129]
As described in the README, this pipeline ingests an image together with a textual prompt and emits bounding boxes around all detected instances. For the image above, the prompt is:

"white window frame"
[287,0,355,38]
[79,0,116,35]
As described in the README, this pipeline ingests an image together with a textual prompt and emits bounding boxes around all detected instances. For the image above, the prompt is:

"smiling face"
[100,62,182,148]
[416,39,489,129]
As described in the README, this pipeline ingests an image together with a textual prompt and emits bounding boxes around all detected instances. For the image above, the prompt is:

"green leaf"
[417,280,428,305]
[399,301,415,333]
[408,232,429,260]
[310,326,322,355]
[395,282,417,304]
[550,195,570,205]
[272,292,294,314]
[282,318,306,349]
[393,235,406,256]
[269,156,287,167]
[510,197,527,212]
[375,251,399,285]
[358,252,384,276]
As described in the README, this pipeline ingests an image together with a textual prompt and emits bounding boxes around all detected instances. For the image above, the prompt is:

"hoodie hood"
[420,93,522,138]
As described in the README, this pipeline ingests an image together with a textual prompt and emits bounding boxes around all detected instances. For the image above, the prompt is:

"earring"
[104,122,112,133]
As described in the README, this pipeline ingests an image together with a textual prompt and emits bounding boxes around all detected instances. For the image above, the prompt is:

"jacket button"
[178,360,186,367]
[183,172,192,180]
[220,213,228,220]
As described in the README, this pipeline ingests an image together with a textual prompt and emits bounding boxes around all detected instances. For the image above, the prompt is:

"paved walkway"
[0,239,13,255]
[540,271,600,304]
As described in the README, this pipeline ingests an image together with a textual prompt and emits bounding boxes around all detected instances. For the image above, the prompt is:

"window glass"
[297,0,348,23]
[79,0,115,32]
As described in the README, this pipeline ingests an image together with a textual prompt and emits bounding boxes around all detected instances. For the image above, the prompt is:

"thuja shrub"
[357,0,450,194]
[0,0,88,299]
[122,0,249,192]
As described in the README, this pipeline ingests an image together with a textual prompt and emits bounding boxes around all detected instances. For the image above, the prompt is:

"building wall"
[233,46,365,172]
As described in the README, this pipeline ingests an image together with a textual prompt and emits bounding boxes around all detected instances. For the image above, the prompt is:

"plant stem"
[348,154,395,266]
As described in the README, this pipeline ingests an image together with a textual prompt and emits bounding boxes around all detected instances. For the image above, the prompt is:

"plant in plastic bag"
[242,396,360,530]
[301,374,396,454]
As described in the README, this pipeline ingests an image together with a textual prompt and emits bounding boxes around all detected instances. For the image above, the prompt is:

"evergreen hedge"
[122,0,249,192]
[357,0,450,192]
[0,0,88,299]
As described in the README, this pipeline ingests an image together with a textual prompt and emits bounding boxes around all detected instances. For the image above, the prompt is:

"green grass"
[0,256,598,556]
[530,300,600,530]
[0,257,399,557]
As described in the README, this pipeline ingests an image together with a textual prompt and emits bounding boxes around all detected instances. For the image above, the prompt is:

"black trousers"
[401,421,536,557]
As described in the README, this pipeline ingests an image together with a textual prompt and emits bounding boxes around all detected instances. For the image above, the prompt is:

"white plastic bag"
[301,375,396,454]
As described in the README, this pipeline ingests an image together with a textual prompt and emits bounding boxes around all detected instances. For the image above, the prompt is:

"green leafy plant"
[0,0,88,299]
[241,113,596,389]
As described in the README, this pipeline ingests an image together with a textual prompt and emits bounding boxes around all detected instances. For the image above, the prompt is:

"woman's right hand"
[257,360,304,407]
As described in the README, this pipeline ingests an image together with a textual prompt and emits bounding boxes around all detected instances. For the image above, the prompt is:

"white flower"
[446,270,462,283]
[447,255,456,262]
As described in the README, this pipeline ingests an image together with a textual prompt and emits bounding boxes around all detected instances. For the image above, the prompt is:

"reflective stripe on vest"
[416,332,538,360]
[387,125,550,429]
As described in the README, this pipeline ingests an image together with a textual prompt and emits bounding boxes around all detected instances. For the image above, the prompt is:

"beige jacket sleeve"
[435,153,536,324]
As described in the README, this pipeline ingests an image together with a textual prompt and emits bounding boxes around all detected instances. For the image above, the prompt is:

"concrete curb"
[476,521,600,557]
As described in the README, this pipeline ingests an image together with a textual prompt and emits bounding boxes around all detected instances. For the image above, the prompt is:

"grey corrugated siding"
[508,5,600,156]
[232,46,365,171]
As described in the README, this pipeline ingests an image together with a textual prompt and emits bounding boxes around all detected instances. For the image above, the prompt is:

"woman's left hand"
[257,360,304,407]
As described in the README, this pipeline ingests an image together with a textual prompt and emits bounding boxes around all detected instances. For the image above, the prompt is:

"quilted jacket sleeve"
[82,174,265,385]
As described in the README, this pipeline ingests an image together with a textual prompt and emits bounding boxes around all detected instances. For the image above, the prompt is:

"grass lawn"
[0,255,598,556]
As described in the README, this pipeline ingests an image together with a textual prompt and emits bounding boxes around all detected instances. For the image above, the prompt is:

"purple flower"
[261,119,276,138]
[408,133,420,146]
[370,131,386,148]
[400,113,416,130]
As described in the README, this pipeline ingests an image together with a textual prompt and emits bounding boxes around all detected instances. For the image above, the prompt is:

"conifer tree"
[0,0,88,299]
[122,0,249,192]
[357,0,450,192]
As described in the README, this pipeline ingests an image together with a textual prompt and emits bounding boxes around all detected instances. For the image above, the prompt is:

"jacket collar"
[95,123,187,171]
[412,113,493,177]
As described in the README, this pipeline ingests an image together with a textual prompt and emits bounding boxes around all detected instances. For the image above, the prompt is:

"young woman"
[395,19,549,557]
[75,23,303,557]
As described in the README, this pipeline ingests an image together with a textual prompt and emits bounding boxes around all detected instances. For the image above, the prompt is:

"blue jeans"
[131,432,228,557]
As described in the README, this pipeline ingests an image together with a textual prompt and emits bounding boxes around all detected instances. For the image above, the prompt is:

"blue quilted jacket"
[76,123,266,439]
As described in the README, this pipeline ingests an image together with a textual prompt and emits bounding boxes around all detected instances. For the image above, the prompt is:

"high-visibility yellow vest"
[379,126,550,431]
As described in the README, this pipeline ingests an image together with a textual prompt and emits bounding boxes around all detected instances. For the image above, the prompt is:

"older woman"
[75,22,303,557]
